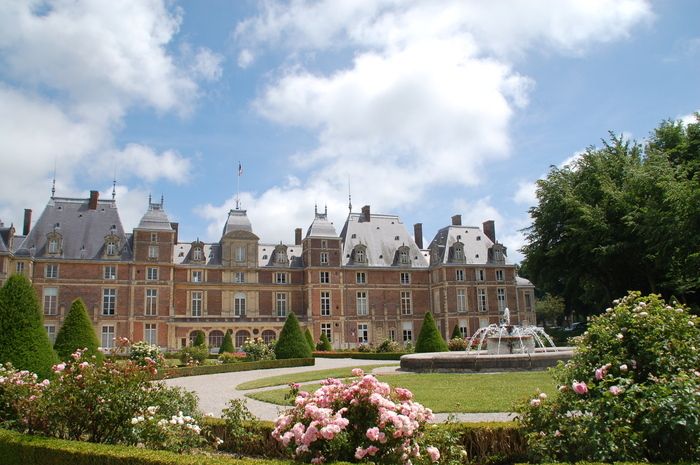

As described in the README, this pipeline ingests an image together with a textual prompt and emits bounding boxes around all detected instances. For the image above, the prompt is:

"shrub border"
[312,352,406,360]
[158,358,315,379]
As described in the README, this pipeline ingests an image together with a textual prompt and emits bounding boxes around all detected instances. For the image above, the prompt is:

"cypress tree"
[451,324,462,340]
[54,298,103,362]
[193,330,206,347]
[415,312,449,353]
[219,329,234,354]
[275,313,312,359]
[0,274,58,378]
[316,332,332,351]
[304,327,315,352]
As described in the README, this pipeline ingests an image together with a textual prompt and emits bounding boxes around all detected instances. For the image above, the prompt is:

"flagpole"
[236,161,240,210]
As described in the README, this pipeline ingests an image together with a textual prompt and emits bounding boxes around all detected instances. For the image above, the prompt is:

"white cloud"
[679,111,699,126]
[237,49,254,68]
[514,181,538,206]
[0,0,218,230]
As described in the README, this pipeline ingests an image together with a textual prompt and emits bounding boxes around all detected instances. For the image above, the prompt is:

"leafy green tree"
[219,329,234,354]
[316,333,332,351]
[415,312,448,353]
[304,327,315,352]
[54,298,102,362]
[522,116,700,314]
[451,324,462,340]
[192,330,206,347]
[0,274,57,378]
[274,313,312,359]
[535,294,565,327]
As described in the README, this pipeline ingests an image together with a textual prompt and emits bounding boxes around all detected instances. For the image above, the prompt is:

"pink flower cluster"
[272,370,437,464]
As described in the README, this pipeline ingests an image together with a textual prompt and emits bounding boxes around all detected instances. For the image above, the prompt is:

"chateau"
[0,191,535,351]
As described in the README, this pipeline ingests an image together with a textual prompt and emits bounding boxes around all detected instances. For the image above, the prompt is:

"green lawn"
[246,371,555,413]
[235,364,398,390]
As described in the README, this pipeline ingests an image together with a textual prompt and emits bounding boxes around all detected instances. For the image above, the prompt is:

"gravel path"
[164,358,515,424]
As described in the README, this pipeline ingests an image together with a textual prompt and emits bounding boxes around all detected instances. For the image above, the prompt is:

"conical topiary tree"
[316,332,332,351]
[193,330,206,347]
[304,327,315,352]
[54,298,103,362]
[451,324,462,340]
[0,274,58,378]
[219,329,234,354]
[275,313,312,359]
[415,312,449,353]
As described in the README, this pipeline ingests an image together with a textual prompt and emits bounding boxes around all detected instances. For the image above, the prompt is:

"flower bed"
[158,358,315,379]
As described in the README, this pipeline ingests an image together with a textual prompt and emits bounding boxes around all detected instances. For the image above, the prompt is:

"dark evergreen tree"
[274,313,312,359]
[0,274,58,378]
[304,327,315,352]
[54,298,102,362]
[316,332,332,351]
[219,329,234,354]
[193,330,206,347]
[415,312,448,353]
[451,324,462,340]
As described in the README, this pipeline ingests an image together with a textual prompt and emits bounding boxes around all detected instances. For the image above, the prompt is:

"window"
[321,240,328,249]
[398,247,410,264]
[144,324,157,345]
[496,269,504,282]
[400,291,412,315]
[459,322,468,338]
[191,270,203,283]
[320,291,331,316]
[48,238,59,254]
[147,267,158,281]
[524,293,533,312]
[353,246,367,263]
[389,329,396,341]
[453,245,464,261]
[234,271,245,283]
[476,269,485,282]
[150,233,158,242]
[497,288,506,311]
[208,330,224,349]
[45,264,58,279]
[276,293,287,317]
[477,288,487,312]
[356,272,366,284]
[102,288,116,315]
[191,291,203,317]
[400,272,411,285]
[45,325,56,344]
[235,330,250,348]
[457,289,467,313]
[235,246,246,262]
[148,245,159,259]
[455,269,464,281]
[321,323,332,342]
[192,247,203,261]
[319,271,329,284]
[356,291,368,315]
[101,326,115,349]
[43,287,58,315]
[357,324,369,344]
[145,289,157,316]
[262,330,276,344]
[234,292,246,317]
[15,262,24,273]
[320,252,329,265]
[275,272,288,284]
[104,265,116,280]
[106,241,118,256]
[402,329,413,343]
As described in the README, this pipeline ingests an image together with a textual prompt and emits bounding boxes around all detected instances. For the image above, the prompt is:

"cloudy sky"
[1,0,698,262]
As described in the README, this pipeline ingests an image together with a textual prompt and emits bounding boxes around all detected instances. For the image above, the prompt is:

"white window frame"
[104,265,116,280]
[45,324,57,344]
[15,262,25,273]
[148,245,159,260]
[457,288,467,313]
[357,323,369,344]
[496,269,505,282]
[497,287,507,312]
[400,272,410,285]
[356,291,368,316]
[45,264,58,279]
[43,287,58,315]
[102,288,116,315]
[147,267,158,281]
[193,247,203,261]
[234,245,246,262]
[356,272,366,284]
[145,289,157,316]
[275,272,288,284]
[476,269,485,282]
[455,269,464,282]
[144,323,157,346]
[320,252,329,265]
[101,325,115,349]
[319,271,329,284]
[400,291,412,315]
[402,329,413,343]
[106,241,117,256]
[191,270,203,283]
[191,291,203,317]
[477,288,487,312]
[320,291,331,316]
[276,292,287,317]
[48,239,59,254]
[320,323,332,342]
[234,292,246,317]
[234,271,245,283]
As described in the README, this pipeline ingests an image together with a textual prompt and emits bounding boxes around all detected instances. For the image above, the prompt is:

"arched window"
[193,247,203,261]
[396,245,411,266]
[262,330,276,344]
[235,330,251,348]
[273,244,289,265]
[48,238,59,254]
[208,330,224,349]
[234,292,246,317]
[450,241,465,263]
[353,245,367,264]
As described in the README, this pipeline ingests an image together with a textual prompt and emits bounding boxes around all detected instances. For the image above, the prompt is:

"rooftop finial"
[235,161,243,210]
[315,203,318,215]
[148,193,152,205]
[324,204,327,216]
[51,159,57,199]
[160,194,164,206]
[348,178,352,213]
[111,169,117,201]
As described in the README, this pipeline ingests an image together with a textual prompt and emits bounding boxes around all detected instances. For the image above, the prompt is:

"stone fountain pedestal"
[486,334,535,355]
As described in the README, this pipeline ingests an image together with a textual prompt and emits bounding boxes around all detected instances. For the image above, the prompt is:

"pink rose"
[351,368,364,377]
[595,368,604,381]
[367,445,379,456]
[53,363,66,373]
[572,380,588,395]
[427,446,440,463]
[529,398,541,407]
[355,447,367,459]
[366,427,380,441]
[609,385,622,396]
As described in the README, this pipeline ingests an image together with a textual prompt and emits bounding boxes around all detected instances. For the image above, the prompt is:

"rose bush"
[517,292,700,462]
[242,337,276,361]
[272,368,439,464]
[129,341,166,368]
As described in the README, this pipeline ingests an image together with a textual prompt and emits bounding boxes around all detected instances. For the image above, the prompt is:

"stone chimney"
[88,190,99,210]
[295,228,302,245]
[451,214,462,226]
[170,222,179,244]
[413,223,423,249]
[23,209,32,236]
[483,220,496,243]
[361,205,371,222]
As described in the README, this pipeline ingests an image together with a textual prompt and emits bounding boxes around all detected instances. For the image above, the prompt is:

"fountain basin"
[400,347,574,373]
[486,335,535,354]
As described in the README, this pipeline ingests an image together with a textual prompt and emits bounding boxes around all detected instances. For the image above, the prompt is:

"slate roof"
[516,276,535,287]
[339,213,428,268]
[306,211,338,238]
[173,243,222,265]
[222,209,252,236]
[427,225,501,265]
[257,243,304,268]
[16,197,131,260]
[136,202,173,231]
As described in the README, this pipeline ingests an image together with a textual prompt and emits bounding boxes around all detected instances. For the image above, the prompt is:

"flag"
[238,162,243,176]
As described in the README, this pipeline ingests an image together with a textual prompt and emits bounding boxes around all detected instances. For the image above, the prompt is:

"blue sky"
[1,0,698,263]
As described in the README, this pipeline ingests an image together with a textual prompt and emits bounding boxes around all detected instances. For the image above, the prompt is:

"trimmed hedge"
[158,358,315,379]
[313,351,406,360]
[415,312,449,353]
[219,330,235,354]
[304,328,315,352]
[54,298,103,362]
[274,313,312,359]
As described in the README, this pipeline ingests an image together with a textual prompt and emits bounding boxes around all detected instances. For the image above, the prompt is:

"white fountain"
[468,308,557,355]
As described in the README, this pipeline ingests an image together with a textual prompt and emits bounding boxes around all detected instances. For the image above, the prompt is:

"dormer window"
[106,241,117,256]
[395,245,411,266]
[48,238,59,254]
[352,244,367,264]
[103,232,120,258]
[46,231,62,255]
[273,244,289,265]
[449,241,466,263]
[193,247,203,261]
